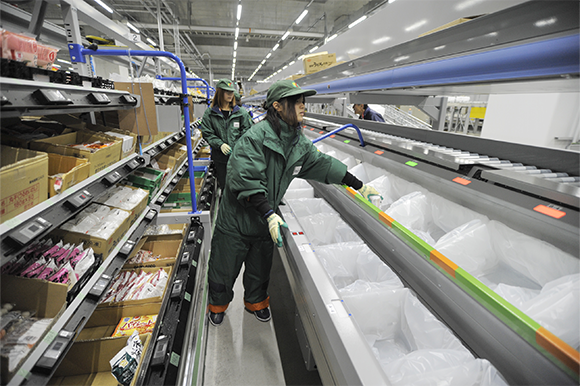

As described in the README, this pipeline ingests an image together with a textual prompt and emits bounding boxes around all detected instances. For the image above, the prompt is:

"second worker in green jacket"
[199,79,253,189]
[207,79,381,326]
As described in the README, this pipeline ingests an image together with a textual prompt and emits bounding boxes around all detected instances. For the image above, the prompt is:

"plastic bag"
[110,331,143,386]
[435,220,498,276]
[356,246,403,287]
[314,242,364,289]
[522,274,580,350]
[287,198,336,217]
[430,194,489,234]
[488,221,579,286]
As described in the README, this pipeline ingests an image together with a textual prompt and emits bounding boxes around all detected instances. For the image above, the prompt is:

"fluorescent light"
[58,59,71,65]
[266,52,272,58]
[53,64,61,68]
[295,10,308,24]
[281,31,290,40]
[327,34,338,42]
[234,41,238,50]
[68,67,74,70]
[257,64,262,69]
[405,19,427,32]
[272,43,280,51]
[372,36,391,45]
[289,61,295,66]
[298,55,305,60]
[94,0,113,13]
[237,4,242,20]
[308,46,319,53]
[127,22,139,34]
[261,60,266,64]
[394,55,409,62]
[283,65,288,70]
[348,15,367,29]
[535,17,557,27]
[233,51,237,58]
[147,37,157,46]
[235,27,239,39]
[233,58,236,64]
[433,45,446,50]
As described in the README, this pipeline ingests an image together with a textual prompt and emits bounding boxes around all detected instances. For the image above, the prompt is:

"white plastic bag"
[430,194,489,233]
[435,220,499,276]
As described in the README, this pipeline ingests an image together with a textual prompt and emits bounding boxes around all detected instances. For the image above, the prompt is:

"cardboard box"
[47,153,90,197]
[0,146,48,224]
[1,275,67,384]
[29,131,122,176]
[98,266,173,308]
[52,205,132,259]
[97,185,149,226]
[50,333,151,386]
[123,238,183,269]
[115,82,159,136]
[303,52,336,75]
[419,15,482,37]
[78,302,162,340]
[144,223,188,240]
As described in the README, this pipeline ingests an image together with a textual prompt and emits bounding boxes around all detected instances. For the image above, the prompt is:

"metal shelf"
[0,77,141,118]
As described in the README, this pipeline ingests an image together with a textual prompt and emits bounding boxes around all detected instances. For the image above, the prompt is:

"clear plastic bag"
[287,198,336,217]
[435,220,499,276]
[430,194,489,234]
[488,221,579,286]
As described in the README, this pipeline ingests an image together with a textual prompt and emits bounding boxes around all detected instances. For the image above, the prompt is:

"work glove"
[267,213,288,247]
[358,185,383,204]
[220,143,232,155]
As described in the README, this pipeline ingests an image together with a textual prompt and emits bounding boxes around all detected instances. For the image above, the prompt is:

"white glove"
[358,185,382,204]
[220,143,232,155]
[267,213,288,247]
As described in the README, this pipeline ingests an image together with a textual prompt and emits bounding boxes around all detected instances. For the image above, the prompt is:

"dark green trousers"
[208,227,274,309]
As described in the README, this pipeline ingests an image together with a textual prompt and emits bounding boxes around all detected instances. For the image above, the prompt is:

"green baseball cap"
[216,78,235,92]
[266,79,316,108]
[234,91,241,100]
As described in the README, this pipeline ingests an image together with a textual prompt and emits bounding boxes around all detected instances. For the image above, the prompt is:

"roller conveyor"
[276,115,579,385]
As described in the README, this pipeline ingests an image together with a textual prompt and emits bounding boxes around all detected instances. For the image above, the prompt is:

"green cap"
[216,78,235,92]
[266,79,316,108]
[234,91,241,100]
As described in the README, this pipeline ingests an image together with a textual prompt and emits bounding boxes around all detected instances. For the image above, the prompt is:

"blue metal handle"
[156,76,211,105]
[72,45,201,214]
[311,124,365,147]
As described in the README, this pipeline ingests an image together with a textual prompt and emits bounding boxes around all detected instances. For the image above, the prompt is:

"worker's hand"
[220,143,232,155]
[267,213,288,247]
[358,185,382,204]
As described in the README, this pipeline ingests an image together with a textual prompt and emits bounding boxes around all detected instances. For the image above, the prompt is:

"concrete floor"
[202,251,323,386]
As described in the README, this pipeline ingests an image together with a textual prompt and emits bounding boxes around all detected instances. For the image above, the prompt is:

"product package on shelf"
[0,145,49,224]
[78,302,161,341]
[123,236,183,269]
[49,332,151,386]
[143,223,187,237]
[53,203,131,258]
[98,267,172,308]
[29,130,122,176]
[0,274,68,383]
[36,43,58,70]
[47,153,90,197]
[123,167,164,203]
[96,185,149,225]
[1,238,98,294]
[1,30,37,67]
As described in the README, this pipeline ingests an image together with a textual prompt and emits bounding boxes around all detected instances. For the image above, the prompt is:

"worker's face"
[223,90,234,103]
[353,104,364,115]
[295,95,305,123]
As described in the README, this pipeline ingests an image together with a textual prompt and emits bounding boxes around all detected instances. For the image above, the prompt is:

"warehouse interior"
[0,0,579,385]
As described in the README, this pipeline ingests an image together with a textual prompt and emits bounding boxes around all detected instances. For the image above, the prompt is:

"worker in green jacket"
[207,79,381,326]
[199,79,253,189]
[235,91,254,118]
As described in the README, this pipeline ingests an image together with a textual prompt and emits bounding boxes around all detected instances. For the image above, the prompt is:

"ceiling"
[8,0,388,82]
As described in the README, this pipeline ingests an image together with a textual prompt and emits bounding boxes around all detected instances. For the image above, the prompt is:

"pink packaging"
[37,43,59,69]
[2,30,37,67]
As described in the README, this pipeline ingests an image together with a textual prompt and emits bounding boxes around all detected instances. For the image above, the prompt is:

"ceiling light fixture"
[309,46,319,53]
[233,51,237,58]
[234,41,238,50]
[283,65,288,70]
[281,31,290,40]
[261,60,266,64]
[235,27,239,39]
[94,0,113,13]
[289,61,295,66]
[233,58,237,64]
[272,43,280,51]
[57,59,71,65]
[147,38,156,46]
[295,10,308,24]
[348,15,367,29]
[126,22,139,34]
[404,19,427,32]
[298,55,305,60]
[327,34,338,42]
[372,36,391,45]
[237,4,242,20]
[53,64,61,68]
[266,53,272,59]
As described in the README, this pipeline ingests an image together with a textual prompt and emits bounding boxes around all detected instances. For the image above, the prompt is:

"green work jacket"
[199,105,253,164]
[216,118,347,238]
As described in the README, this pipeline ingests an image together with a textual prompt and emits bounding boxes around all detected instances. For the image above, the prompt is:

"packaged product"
[112,314,158,337]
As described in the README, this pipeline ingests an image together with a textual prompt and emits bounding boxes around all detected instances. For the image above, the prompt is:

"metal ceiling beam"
[134,23,325,38]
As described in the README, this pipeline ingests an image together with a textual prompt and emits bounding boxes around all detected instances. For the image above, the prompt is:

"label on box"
[1,183,40,217]
[112,314,158,337]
